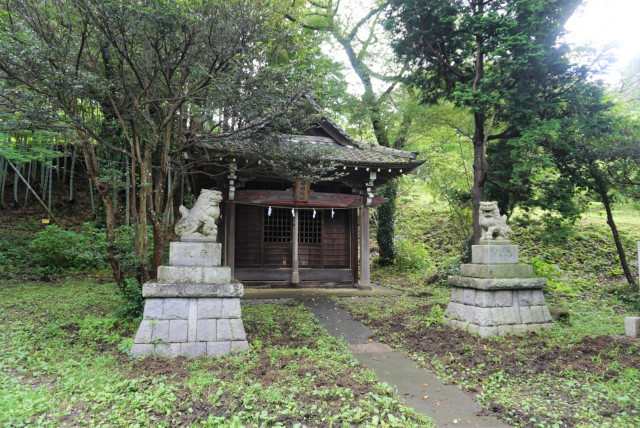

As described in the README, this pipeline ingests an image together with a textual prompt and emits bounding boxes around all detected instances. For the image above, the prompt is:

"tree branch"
[418,15,468,83]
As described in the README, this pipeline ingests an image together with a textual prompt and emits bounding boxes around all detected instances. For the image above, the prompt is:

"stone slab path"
[299,297,511,428]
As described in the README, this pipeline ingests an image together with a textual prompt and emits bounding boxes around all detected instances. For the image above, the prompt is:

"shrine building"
[192,118,424,288]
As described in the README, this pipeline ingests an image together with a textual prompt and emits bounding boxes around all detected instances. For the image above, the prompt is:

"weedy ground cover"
[337,196,640,427]
[337,284,640,427]
[0,279,431,427]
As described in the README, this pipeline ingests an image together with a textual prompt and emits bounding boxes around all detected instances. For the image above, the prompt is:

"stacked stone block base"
[131,296,248,357]
[131,242,248,357]
[444,286,554,336]
[444,241,554,337]
[626,317,640,338]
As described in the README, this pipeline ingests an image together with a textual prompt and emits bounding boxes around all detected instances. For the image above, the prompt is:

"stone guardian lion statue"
[478,201,512,241]
[174,189,223,241]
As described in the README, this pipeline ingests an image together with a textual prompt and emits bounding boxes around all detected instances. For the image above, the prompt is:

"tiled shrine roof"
[286,135,424,169]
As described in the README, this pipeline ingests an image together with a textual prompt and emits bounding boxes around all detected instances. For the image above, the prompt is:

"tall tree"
[386,0,583,242]
[543,82,637,287]
[0,0,318,284]
[291,0,414,264]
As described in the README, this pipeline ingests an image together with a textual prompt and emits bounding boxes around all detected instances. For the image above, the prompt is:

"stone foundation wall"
[444,286,554,336]
[131,297,248,357]
[130,241,249,357]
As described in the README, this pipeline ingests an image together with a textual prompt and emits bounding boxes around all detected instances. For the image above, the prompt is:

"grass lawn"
[0,278,431,427]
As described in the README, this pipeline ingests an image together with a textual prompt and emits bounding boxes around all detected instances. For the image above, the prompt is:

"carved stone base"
[444,242,554,337]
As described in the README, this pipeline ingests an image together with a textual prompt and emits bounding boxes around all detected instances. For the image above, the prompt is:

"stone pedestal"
[626,317,640,338]
[131,242,249,357]
[444,240,554,336]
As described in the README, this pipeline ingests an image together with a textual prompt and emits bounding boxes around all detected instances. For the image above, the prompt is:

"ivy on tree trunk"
[377,180,398,266]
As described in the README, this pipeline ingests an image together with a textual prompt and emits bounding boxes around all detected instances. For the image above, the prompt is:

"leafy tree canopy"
[0,0,333,284]
[385,0,589,241]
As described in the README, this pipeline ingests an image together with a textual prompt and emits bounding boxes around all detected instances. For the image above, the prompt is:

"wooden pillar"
[350,209,359,283]
[226,202,235,278]
[359,206,370,287]
[292,210,300,284]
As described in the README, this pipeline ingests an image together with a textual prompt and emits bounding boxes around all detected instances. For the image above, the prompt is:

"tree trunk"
[150,211,165,279]
[596,179,636,287]
[13,162,19,205]
[137,155,151,283]
[0,157,6,207]
[471,112,487,244]
[22,161,32,208]
[129,156,139,252]
[89,178,95,215]
[47,161,53,220]
[40,159,46,199]
[148,172,165,280]
[68,144,77,202]
[81,142,123,285]
[41,163,48,202]
[125,157,130,226]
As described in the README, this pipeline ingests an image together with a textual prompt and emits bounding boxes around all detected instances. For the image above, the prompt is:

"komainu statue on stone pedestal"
[479,201,512,241]
[174,189,223,241]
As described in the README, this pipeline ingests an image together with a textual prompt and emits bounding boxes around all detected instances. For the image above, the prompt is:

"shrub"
[0,235,34,274]
[395,237,432,272]
[112,278,144,319]
[110,225,153,318]
[436,259,460,287]
[531,256,559,280]
[30,223,107,273]
[112,225,146,278]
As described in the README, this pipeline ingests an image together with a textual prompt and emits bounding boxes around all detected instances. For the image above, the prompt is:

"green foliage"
[433,260,460,288]
[387,188,639,297]
[112,225,152,279]
[0,222,39,276]
[539,215,576,245]
[530,257,560,281]
[460,234,474,264]
[29,223,107,273]
[423,304,444,327]
[385,0,621,248]
[109,226,154,318]
[390,182,471,274]
[77,316,122,345]
[0,136,61,165]
[112,279,143,319]
[0,0,335,284]
[394,237,432,272]
[404,103,474,194]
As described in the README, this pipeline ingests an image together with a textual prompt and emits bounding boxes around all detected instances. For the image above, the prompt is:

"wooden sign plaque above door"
[294,180,311,202]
